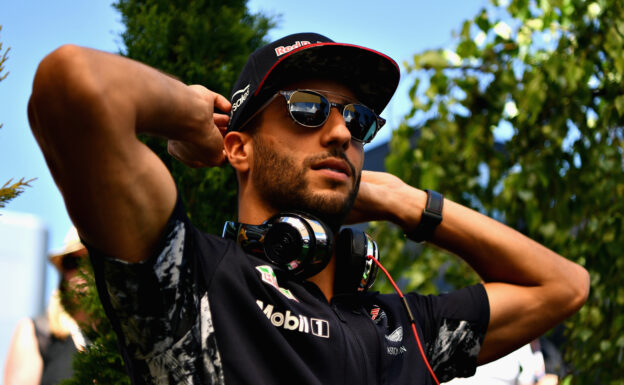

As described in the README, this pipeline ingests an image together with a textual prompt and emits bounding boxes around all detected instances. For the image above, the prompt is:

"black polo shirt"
[90,197,489,384]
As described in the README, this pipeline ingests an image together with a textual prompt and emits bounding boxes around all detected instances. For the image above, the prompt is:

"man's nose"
[320,107,351,149]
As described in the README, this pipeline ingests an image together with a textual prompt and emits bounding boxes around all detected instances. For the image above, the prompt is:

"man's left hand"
[347,170,426,231]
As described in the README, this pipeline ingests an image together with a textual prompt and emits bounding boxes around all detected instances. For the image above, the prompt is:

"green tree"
[62,2,275,383]
[374,0,623,382]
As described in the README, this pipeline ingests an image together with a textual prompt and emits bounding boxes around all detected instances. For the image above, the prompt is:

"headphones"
[222,211,379,293]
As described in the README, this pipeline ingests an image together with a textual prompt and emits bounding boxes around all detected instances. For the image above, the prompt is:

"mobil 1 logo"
[256,299,330,338]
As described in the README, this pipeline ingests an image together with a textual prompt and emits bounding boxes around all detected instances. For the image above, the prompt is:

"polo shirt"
[90,197,489,384]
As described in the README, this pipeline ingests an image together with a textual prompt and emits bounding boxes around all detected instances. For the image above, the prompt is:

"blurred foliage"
[0,178,34,210]
[60,258,130,385]
[0,25,8,88]
[64,1,276,382]
[372,0,624,382]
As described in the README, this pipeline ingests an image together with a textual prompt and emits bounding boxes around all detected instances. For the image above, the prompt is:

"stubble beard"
[251,135,360,232]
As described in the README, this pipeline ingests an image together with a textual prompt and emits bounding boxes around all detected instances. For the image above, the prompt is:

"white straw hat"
[49,226,86,270]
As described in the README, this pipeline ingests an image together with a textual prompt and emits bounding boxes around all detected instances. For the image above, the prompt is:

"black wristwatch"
[407,189,444,243]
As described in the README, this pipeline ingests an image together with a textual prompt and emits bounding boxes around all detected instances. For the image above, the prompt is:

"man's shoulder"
[160,195,236,262]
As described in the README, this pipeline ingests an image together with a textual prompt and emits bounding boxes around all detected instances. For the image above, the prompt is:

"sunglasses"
[61,255,80,272]
[278,90,385,143]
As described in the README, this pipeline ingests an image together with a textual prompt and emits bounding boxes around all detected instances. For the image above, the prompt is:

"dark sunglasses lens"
[61,255,79,271]
[288,91,329,126]
[343,104,379,142]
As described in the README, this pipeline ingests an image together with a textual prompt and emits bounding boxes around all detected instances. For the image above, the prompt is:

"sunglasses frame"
[278,89,385,144]
[238,89,385,143]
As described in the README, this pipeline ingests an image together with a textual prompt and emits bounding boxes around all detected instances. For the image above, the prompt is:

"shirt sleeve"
[87,196,225,384]
[407,284,490,382]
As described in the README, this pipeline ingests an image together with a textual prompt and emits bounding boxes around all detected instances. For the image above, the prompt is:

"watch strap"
[408,189,444,243]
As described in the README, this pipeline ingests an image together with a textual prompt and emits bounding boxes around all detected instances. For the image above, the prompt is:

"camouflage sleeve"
[408,284,489,382]
[89,199,225,384]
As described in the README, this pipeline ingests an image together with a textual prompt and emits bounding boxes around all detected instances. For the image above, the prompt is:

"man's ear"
[224,131,252,173]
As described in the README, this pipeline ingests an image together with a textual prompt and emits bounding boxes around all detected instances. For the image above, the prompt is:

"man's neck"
[307,256,336,302]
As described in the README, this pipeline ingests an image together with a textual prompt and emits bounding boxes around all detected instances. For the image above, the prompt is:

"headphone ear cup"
[224,213,333,279]
[264,212,333,279]
[263,222,305,266]
[335,228,378,294]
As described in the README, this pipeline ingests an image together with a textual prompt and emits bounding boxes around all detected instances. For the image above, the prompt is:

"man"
[28,33,589,384]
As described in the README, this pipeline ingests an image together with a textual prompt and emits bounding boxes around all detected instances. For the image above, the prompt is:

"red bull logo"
[274,41,311,56]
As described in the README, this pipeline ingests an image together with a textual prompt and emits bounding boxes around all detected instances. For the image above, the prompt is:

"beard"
[251,135,360,232]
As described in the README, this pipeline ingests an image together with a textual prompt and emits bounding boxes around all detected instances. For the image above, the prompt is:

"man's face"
[249,79,365,230]
[58,250,88,318]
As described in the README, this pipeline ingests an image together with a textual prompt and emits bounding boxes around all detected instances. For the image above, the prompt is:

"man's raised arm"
[28,45,231,262]
[350,170,590,364]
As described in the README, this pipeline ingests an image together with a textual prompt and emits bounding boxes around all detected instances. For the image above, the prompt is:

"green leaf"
[614,95,624,117]
[416,50,449,69]
[475,10,490,32]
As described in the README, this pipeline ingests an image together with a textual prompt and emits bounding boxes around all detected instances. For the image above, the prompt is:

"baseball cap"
[227,32,400,133]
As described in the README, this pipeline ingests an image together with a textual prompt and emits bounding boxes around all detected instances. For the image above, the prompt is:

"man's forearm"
[382,181,587,294]
[399,187,589,361]
[29,45,210,143]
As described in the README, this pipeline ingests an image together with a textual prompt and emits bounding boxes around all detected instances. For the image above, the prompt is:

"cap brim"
[256,43,400,115]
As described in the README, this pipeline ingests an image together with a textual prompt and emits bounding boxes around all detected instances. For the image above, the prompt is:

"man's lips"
[311,158,352,177]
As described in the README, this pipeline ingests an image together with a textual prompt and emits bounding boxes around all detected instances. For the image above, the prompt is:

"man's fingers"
[207,90,230,134]
[187,84,231,114]
[214,92,232,113]
[213,113,230,127]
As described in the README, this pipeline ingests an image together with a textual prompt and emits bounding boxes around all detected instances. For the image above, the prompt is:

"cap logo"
[275,41,311,57]
[231,84,250,112]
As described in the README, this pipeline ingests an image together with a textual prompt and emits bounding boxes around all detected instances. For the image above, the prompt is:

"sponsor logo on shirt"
[256,299,330,338]
[369,304,386,324]
[387,346,408,356]
[370,306,380,320]
[385,327,407,355]
[256,265,299,301]
[385,326,403,342]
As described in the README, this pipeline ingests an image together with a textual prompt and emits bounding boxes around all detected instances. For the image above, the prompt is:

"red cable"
[368,256,441,385]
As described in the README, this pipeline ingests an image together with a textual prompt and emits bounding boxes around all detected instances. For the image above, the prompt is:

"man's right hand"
[167,85,232,168]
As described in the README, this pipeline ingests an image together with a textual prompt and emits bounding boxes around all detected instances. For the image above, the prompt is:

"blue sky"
[0,0,487,266]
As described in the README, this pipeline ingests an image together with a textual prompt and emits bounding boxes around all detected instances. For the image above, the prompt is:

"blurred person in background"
[3,227,88,385]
